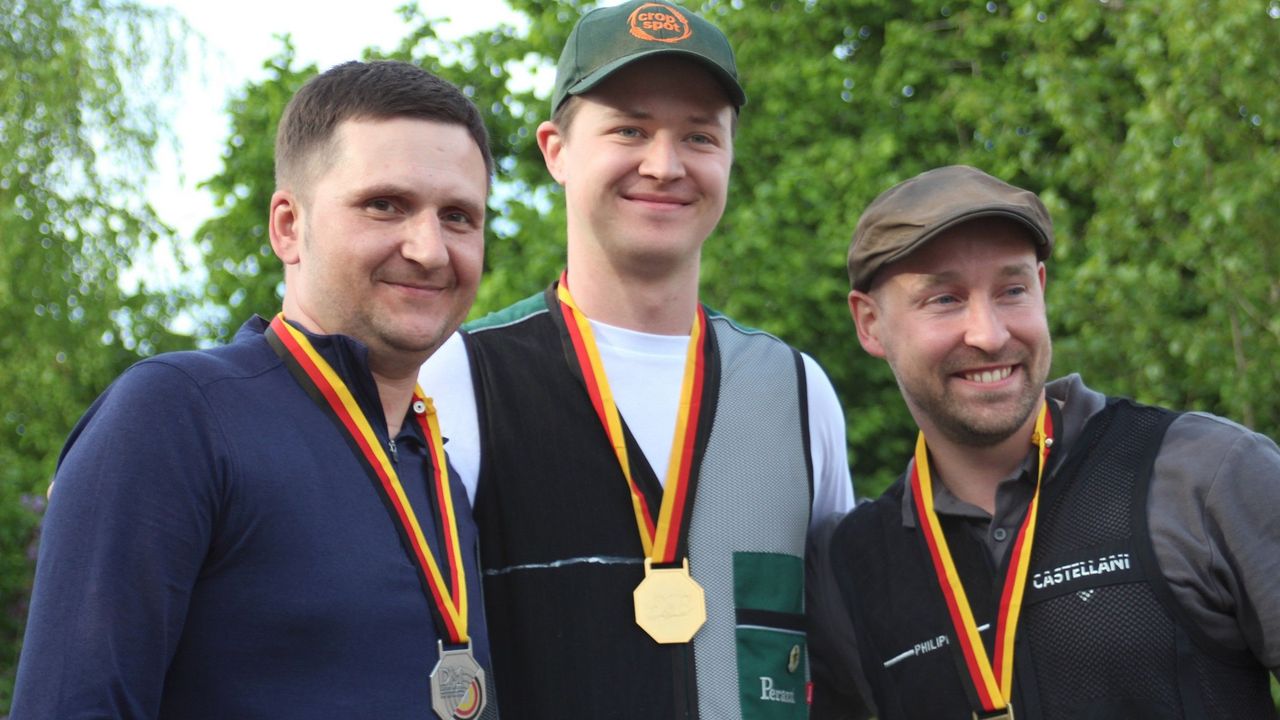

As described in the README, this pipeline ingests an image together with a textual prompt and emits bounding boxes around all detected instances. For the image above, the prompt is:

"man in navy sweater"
[13,60,499,719]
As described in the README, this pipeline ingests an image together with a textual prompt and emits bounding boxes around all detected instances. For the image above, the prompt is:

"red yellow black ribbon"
[266,314,470,644]
[555,272,706,564]
[910,401,1053,714]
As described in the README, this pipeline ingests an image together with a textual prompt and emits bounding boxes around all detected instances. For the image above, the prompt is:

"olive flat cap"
[847,165,1054,292]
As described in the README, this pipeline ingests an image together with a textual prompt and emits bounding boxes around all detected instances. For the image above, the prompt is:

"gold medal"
[558,277,712,646]
[633,558,707,644]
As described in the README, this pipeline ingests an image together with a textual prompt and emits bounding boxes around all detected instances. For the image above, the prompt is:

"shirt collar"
[242,314,426,444]
[898,374,1108,528]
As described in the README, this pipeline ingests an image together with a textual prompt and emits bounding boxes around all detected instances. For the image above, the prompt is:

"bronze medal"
[633,558,707,644]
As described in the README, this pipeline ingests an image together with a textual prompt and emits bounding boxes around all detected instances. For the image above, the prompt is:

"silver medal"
[429,641,486,719]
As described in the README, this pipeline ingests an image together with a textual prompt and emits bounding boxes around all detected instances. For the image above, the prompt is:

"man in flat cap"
[810,165,1280,719]
[419,1,853,717]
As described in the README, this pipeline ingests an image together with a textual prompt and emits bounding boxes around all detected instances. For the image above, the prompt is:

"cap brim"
[565,48,746,108]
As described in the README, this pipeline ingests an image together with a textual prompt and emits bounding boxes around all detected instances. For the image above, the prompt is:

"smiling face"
[849,218,1052,447]
[537,55,735,280]
[269,116,488,371]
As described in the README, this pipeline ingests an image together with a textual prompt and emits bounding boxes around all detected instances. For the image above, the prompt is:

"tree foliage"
[191,40,316,343]
[5,0,1278,706]
[0,0,189,707]
[188,0,1280,499]
[710,0,1280,494]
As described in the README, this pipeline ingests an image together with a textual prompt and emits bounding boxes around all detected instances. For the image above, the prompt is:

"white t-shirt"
[419,323,855,525]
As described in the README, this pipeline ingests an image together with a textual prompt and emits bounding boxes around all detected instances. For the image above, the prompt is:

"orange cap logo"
[628,3,692,43]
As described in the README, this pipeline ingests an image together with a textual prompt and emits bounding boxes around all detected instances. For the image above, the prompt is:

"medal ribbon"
[267,314,469,644]
[910,402,1053,714]
[555,272,706,563]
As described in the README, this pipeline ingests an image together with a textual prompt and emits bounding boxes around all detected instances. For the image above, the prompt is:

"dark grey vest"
[463,285,814,719]
[833,399,1273,719]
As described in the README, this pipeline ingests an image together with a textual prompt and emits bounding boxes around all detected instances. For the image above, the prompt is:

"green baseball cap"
[551,0,746,113]
[847,166,1055,292]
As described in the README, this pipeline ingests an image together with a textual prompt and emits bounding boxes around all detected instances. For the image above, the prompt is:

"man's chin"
[371,324,454,358]
[944,423,1025,448]
[942,403,1040,447]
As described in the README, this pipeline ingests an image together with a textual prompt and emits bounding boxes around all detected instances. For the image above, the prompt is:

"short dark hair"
[275,60,493,193]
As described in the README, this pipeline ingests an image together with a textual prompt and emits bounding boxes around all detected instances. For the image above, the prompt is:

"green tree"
[708,0,1280,494]
[192,6,570,341]
[123,0,1280,712]
[0,0,188,706]
[192,0,1280,499]
[6,0,1275,710]
[190,40,316,342]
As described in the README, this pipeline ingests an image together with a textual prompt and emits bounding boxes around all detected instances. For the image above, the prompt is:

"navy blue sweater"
[13,317,491,719]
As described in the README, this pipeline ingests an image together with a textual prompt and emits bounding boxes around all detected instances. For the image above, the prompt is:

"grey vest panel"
[689,316,813,718]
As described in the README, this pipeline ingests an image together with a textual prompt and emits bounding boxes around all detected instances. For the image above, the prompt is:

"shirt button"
[993,527,1009,542]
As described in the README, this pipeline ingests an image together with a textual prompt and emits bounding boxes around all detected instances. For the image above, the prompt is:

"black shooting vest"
[461,285,814,719]
[834,399,1273,719]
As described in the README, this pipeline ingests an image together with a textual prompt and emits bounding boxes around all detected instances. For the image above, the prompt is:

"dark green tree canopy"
[0,0,188,706]
[4,0,1278,710]
[189,0,1280,495]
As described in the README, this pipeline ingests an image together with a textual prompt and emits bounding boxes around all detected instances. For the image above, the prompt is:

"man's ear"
[536,120,567,185]
[849,289,887,359]
[268,189,303,266]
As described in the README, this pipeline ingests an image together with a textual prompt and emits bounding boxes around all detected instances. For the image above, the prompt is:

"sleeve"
[11,360,226,719]
[802,352,855,526]
[806,514,876,720]
[417,331,481,504]
[1149,413,1280,674]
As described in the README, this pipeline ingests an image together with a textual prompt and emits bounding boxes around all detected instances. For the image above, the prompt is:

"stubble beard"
[898,348,1052,449]
[364,302,460,359]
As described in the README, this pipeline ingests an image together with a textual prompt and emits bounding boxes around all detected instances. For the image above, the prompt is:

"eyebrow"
[992,262,1037,279]
[603,106,724,128]
[350,182,411,200]
[349,183,486,216]
[916,262,1037,288]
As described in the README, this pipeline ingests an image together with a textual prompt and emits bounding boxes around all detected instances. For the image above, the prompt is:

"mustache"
[374,270,453,290]
[940,349,1026,375]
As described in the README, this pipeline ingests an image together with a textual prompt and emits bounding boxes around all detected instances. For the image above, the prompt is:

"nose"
[638,133,686,183]
[401,216,450,269]
[963,298,1011,354]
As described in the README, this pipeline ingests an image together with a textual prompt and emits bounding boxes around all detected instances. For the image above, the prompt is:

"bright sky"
[144,0,520,244]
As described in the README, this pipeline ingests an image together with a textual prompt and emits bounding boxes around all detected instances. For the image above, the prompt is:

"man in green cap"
[421,1,853,717]
[810,165,1280,719]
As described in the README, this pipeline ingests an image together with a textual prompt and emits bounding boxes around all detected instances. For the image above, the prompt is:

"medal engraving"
[430,641,486,720]
[633,558,706,644]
